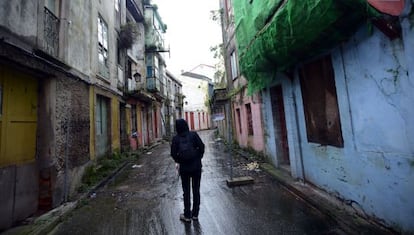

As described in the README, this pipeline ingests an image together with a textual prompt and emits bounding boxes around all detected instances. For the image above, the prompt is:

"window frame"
[245,103,254,136]
[299,55,344,147]
[230,50,238,80]
[98,15,109,78]
[236,108,242,134]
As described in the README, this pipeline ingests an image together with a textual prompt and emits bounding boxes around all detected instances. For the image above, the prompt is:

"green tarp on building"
[233,0,380,92]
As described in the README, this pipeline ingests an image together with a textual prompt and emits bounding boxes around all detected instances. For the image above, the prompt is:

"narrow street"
[51,130,343,235]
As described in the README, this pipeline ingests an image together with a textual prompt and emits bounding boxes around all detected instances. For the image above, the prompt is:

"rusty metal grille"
[43,7,60,57]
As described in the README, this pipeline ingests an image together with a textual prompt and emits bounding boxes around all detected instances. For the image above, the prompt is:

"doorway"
[95,95,110,157]
[270,85,290,168]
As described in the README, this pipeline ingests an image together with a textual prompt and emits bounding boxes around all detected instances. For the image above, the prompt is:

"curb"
[260,163,394,235]
[231,147,394,234]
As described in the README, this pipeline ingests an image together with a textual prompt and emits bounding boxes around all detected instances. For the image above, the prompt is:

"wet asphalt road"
[52,130,343,235]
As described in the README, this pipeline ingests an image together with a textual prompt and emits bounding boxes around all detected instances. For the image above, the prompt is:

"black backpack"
[178,133,199,163]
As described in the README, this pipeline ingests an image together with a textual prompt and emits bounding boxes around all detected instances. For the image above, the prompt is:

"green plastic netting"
[233,0,380,93]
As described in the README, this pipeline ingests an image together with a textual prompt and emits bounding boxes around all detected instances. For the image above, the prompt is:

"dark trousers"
[180,170,201,218]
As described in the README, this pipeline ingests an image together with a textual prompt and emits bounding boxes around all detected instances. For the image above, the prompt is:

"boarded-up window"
[236,108,242,134]
[299,55,344,147]
[245,103,253,135]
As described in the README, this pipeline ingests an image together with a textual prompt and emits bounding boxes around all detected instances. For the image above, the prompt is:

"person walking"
[170,119,205,223]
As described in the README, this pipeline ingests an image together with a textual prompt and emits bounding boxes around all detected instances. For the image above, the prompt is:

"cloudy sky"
[151,0,223,77]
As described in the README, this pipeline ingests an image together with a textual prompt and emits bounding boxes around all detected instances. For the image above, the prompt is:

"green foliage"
[119,23,139,49]
[234,0,380,93]
[77,151,134,193]
[210,44,226,86]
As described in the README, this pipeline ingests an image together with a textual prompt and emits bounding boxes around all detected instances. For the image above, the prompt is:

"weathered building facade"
[227,0,414,233]
[0,0,92,229]
[164,71,183,138]
[0,0,169,230]
[218,0,265,153]
[179,69,212,131]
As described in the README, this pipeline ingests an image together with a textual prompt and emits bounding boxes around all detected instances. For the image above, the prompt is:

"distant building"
[164,71,184,138]
[179,69,213,131]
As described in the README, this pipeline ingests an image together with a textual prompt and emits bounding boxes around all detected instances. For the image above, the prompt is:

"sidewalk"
[233,148,395,235]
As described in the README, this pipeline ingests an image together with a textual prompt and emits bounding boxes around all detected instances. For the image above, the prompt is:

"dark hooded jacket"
[171,119,205,172]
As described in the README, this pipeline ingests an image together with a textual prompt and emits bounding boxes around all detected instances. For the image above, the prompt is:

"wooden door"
[270,85,290,165]
[0,66,38,166]
[96,95,110,157]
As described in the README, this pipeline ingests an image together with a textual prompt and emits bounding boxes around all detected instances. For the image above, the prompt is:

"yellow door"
[0,66,38,166]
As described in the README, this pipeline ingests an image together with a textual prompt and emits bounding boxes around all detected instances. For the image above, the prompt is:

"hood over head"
[175,118,189,135]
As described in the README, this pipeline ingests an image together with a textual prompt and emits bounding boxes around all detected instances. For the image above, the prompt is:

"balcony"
[147,77,160,92]
[43,7,60,57]
[145,28,165,51]
[126,0,144,22]
[144,4,167,52]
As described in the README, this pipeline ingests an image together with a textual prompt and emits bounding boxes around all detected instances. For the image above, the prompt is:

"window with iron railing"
[43,7,60,57]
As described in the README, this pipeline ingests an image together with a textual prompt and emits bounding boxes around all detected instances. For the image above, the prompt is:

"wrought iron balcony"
[43,7,60,57]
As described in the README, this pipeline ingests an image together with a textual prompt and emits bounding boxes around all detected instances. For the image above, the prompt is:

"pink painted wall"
[232,94,265,152]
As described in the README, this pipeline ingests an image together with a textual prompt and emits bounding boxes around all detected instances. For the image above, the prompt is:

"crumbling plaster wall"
[295,16,414,232]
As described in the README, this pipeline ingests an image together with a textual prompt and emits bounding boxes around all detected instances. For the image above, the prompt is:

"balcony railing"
[43,7,60,57]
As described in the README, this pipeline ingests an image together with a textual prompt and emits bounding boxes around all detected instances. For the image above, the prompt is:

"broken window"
[236,108,242,134]
[299,55,344,147]
[245,103,253,135]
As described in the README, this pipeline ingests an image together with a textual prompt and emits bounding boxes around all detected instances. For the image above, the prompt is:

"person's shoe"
[192,216,198,221]
[180,214,191,223]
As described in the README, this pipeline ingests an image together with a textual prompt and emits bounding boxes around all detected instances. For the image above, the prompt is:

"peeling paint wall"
[289,16,414,232]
